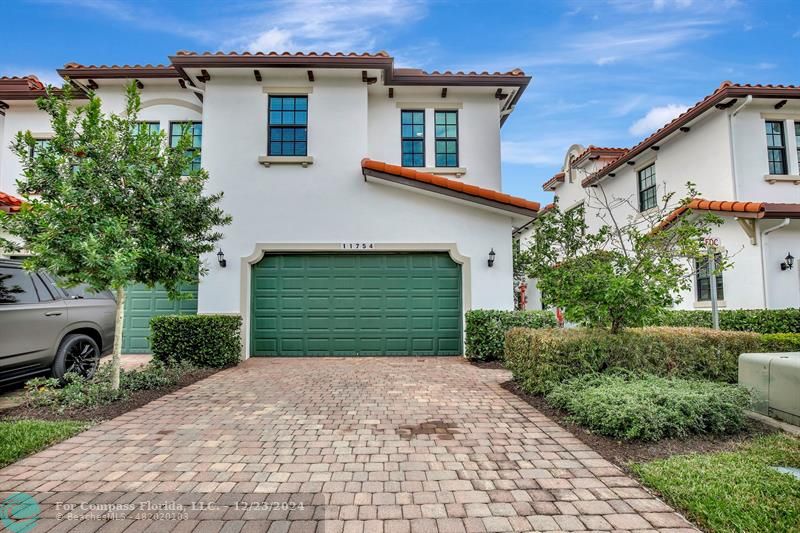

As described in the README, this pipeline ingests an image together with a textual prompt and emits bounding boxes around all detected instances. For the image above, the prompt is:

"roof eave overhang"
[582,87,800,188]
[363,168,538,223]
[0,89,86,101]
[57,67,179,80]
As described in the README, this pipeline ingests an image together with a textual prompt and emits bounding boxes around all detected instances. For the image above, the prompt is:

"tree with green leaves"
[0,83,231,389]
[520,184,726,333]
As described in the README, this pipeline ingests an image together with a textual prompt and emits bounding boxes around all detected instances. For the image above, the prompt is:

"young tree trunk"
[111,287,126,390]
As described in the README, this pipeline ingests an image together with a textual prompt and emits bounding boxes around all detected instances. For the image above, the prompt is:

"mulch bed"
[0,368,218,423]
[502,380,778,469]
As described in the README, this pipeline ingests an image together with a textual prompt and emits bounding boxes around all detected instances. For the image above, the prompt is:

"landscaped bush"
[759,333,800,352]
[25,360,195,412]
[505,327,762,393]
[649,308,800,334]
[465,309,556,361]
[546,372,751,440]
[150,314,242,368]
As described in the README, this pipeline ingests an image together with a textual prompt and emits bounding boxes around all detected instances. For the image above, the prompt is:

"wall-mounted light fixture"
[781,252,794,271]
[488,248,496,268]
[217,249,227,268]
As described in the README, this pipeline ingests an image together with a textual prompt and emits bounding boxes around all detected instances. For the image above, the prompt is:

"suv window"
[0,267,39,305]
[62,284,114,300]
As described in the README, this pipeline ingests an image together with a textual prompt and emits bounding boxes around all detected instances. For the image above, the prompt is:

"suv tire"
[52,333,101,379]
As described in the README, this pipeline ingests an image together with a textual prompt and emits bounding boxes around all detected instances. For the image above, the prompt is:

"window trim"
[169,121,203,173]
[400,109,426,168]
[637,163,658,212]
[765,120,788,176]
[434,110,459,168]
[267,95,309,157]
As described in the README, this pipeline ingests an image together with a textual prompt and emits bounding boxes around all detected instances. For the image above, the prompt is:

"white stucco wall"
[367,87,502,189]
[527,102,800,311]
[195,71,516,355]
[733,102,800,203]
[0,102,53,195]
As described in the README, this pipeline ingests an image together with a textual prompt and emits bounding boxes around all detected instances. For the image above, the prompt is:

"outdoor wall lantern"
[217,249,227,268]
[488,248,496,268]
[781,252,794,271]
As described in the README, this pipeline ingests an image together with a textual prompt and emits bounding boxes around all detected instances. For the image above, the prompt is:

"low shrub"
[759,333,800,352]
[465,309,556,361]
[505,327,761,393]
[25,360,195,412]
[150,314,242,368]
[546,372,751,440]
[649,308,800,334]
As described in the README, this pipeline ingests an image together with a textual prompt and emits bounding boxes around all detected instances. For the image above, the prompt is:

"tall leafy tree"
[0,83,231,388]
[520,184,726,333]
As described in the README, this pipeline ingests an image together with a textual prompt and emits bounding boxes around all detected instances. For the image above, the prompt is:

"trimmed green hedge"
[547,373,751,441]
[151,314,242,368]
[505,327,761,393]
[649,309,800,334]
[465,309,556,361]
[759,333,800,352]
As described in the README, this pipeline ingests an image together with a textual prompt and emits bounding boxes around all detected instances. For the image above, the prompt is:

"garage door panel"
[251,253,461,356]
[122,282,197,354]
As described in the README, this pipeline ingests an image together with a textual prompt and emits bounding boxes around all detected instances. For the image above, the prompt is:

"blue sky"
[2,0,799,204]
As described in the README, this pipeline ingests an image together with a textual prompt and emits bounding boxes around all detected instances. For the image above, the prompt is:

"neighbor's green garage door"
[122,283,198,353]
[251,253,462,356]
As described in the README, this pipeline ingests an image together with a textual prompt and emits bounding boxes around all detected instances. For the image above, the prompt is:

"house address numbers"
[341,243,375,250]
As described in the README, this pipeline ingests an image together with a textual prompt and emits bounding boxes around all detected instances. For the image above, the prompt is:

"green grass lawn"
[0,419,89,468]
[633,434,800,533]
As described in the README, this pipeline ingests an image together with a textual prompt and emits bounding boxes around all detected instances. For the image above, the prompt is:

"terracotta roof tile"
[542,172,566,192]
[656,198,800,231]
[361,159,540,213]
[583,82,800,187]
[174,50,390,58]
[0,191,22,212]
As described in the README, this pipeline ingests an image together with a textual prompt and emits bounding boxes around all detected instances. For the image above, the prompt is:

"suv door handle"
[44,311,62,317]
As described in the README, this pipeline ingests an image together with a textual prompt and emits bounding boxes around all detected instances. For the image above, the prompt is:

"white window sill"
[259,156,314,168]
[764,174,800,184]
[422,167,467,177]
[693,300,727,309]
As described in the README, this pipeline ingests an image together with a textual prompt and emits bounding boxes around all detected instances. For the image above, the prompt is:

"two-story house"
[521,82,800,312]
[0,51,538,357]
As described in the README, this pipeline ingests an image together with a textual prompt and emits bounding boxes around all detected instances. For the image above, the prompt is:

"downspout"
[760,218,791,308]
[728,95,752,201]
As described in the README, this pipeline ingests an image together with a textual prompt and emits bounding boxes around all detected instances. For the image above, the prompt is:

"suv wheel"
[52,334,100,379]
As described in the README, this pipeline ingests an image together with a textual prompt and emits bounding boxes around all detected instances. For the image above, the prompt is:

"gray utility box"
[739,352,800,426]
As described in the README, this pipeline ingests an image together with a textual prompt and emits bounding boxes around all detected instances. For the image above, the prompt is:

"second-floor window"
[30,138,50,158]
[765,120,787,175]
[135,122,160,135]
[795,122,800,170]
[401,110,425,167]
[695,255,724,302]
[638,163,657,212]
[170,122,202,173]
[268,96,308,156]
[434,111,458,167]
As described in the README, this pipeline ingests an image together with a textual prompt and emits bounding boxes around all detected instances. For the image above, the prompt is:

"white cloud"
[629,104,689,136]
[229,0,426,53]
[502,140,564,166]
[247,28,295,51]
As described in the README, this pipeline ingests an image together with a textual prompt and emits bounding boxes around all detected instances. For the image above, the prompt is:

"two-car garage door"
[251,253,462,356]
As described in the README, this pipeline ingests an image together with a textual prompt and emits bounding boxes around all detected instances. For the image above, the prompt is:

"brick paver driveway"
[0,358,696,532]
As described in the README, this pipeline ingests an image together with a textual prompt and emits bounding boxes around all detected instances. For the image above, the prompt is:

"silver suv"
[0,259,115,385]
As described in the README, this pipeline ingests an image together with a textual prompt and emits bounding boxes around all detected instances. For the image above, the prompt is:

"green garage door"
[251,253,462,356]
[122,283,198,353]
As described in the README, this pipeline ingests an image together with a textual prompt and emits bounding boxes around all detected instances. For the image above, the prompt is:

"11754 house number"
[341,243,375,250]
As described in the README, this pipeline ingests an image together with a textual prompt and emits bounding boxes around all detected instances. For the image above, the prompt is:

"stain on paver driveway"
[0,358,696,532]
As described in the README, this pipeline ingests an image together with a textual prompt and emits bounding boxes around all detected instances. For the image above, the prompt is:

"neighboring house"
[0,51,537,357]
[520,82,800,311]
